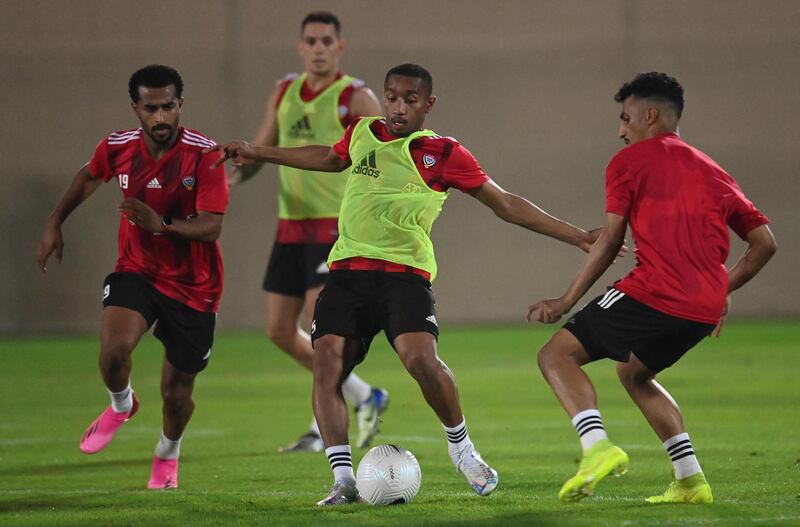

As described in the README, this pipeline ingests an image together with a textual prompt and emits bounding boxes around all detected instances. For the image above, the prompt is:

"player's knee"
[616,361,649,388]
[312,338,343,380]
[99,342,133,374]
[400,349,437,382]
[537,345,558,375]
[265,321,295,349]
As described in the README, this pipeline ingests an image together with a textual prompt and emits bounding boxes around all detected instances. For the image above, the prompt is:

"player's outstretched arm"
[470,180,595,251]
[117,198,223,243]
[205,142,349,173]
[527,213,627,324]
[37,164,103,273]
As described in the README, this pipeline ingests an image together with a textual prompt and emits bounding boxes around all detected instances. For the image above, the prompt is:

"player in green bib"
[210,64,604,506]
[227,12,388,454]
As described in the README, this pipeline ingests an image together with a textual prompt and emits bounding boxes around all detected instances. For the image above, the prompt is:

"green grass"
[1,322,798,526]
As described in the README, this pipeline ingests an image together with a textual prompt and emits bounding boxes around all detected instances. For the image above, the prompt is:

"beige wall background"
[2,0,798,334]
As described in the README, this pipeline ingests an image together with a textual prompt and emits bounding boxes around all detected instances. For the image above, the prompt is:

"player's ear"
[425,95,437,113]
[645,106,660,125]
[337,37,347,55]
[177,97,184,109]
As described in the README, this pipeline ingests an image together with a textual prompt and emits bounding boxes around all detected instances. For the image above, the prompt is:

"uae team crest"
[422,153,437,169]
[182,175,195,191]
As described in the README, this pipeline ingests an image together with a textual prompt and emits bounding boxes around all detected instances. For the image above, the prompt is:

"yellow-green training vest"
[328,117,449,281]
[276,73,354,219]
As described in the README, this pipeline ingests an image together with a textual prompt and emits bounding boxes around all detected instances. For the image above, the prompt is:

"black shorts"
[262,242,335,298]
[310,271,439,361]
[102,272,217,374]
[563,287,716,373]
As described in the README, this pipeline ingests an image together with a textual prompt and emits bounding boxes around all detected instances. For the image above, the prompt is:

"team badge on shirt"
[422,153,437,168]
[182,175,195,191]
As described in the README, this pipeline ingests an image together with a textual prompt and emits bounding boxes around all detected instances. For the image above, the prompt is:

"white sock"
[325,445,355,484]
[309,417,321,437]
[664,433,702,479]
[572,409,608,451]
[109,382,133,413]
[443,418,474,466]
[342,373,372,407]
[155,433,182,460]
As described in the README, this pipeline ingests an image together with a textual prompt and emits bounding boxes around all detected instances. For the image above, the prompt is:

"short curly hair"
[128,65,183,102]
[385,64,433,96]
[614,72,684,117]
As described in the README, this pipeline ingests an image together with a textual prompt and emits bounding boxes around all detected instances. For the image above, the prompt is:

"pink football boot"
[147,456,179,489]
[79,392,139,454]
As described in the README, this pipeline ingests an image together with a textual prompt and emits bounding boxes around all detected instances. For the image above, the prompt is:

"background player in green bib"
[228,12,386,453]
[209,64,604,505]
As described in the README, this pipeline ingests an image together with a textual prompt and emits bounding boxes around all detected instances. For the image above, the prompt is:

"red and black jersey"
[606,133,769,324]
[329,118,490,278]
[88,127,229,313]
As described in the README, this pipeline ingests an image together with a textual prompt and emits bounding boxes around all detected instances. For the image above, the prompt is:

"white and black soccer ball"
[356,444,422,505]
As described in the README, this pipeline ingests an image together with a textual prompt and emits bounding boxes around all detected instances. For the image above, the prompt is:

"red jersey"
[275,72,362,244]
[606,133,768,324]
[88,127,229,313]
[329,118,490,278]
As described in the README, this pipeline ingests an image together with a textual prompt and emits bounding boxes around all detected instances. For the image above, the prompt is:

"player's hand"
[118,198,162,234]
[36,222,64,273]
[527,297,571,324]
[581,227,628,259]
[712,296,731,338]
[204,140,259,169]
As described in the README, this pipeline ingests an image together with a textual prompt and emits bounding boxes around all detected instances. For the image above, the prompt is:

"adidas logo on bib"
[353,150,380,178]
[288,115,314,139]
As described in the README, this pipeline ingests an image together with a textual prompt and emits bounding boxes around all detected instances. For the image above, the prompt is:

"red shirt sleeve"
[438,142,489,192]
[332,118,361,163]
[605,152,633,217]
[88,138,112,182]
[724,184,769,240]
[196,151,229,214]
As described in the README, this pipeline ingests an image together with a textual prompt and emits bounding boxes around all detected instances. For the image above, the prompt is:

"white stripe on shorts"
[598,289,626,309]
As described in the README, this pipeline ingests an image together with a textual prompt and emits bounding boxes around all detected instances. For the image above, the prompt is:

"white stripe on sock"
[325,445,355,484]
[663,433,702,479]
[571,409,608,451]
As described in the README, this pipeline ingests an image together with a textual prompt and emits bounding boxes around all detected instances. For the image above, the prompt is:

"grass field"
[1,322,798,526]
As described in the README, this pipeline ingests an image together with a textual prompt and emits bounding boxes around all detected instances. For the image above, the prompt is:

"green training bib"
[328,117,449,281]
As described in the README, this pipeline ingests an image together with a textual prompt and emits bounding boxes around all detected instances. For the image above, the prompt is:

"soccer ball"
[356,444,422,505]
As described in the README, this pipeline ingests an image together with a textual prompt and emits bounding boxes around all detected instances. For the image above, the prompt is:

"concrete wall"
[2,0,798,334]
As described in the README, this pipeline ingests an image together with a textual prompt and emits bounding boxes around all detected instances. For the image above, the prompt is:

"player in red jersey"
[528,72,777,504]
[208,64,605,505]
[37,65,229,489]
[229,12,389,453]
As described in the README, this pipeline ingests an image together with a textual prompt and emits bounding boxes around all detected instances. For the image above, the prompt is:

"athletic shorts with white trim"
[310,270,439,362]
[563,287,715,372]
[102,272,216,374]
[263,242,334,297]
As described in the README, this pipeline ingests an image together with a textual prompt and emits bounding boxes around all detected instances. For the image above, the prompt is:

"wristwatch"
[161,214,174,232]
